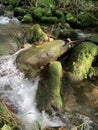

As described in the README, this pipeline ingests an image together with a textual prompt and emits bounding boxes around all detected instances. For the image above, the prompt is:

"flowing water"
[0,49,65,130]
[0,16,98,130]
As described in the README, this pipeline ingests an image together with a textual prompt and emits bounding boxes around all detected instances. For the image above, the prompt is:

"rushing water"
[0,50,65,130]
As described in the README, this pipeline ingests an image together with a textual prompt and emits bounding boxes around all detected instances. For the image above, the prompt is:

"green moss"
[48,61,63,109]
[21,13,33,23]
[14,7,26,17]
[66,13,76,23]
[88,67,98,78]
[33,7,45,19]
[36,61,63,111]
[41,16,58,23]
[7,0,20,7]
[68,42,98,81]
[77,12,95,27]
[55,10,64,18]
[38,0,55,10]
[26,24,48,43]
[86,34,98,44]
[59,28,78,40]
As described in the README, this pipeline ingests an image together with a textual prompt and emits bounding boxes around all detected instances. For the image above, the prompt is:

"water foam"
[0,51,64,130]
[0,16,19,24]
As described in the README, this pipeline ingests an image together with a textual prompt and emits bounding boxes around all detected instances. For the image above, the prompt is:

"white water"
[0,16,19,24]
[0,49,65,130]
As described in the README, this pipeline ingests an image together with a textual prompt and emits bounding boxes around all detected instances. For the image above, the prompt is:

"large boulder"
[36,61,63,112]
[16,40,68,78]
[68,42,98,81]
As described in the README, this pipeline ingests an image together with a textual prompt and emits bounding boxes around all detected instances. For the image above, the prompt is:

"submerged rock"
[0,35,19,56]
[16,40,69,78]
[36,61,63,111]
[68,42,98,81]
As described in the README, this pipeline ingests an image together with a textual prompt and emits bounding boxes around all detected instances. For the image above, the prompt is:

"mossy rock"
[21,13,33,23]
[33,7,45,19]
[68,42,98,81]
[41,16,58,23]
[55,28,78,40]
[88,67,98,78]
[54,9,65,22]
[36,61,63,111]
[86,34,98,44]
[14,7,26,17]
[38,0,55,10]
[25,24,48,43]
[77,12,95,27]
[7,0,20,8]
[16,40,66,78]
[66,13,77,24]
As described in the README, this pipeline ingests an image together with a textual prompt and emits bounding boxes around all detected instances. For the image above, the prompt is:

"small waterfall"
[0,50,65,130]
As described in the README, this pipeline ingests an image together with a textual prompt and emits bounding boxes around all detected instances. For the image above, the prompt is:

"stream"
[0,16,98,130]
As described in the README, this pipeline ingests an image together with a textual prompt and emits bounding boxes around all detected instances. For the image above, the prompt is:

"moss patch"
[68,42,98,81]
[36,61,63,111]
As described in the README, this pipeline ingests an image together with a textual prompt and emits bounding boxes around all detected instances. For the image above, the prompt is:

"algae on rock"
[25,24,48,43]
[68,42,98,81]
[36,61,63,111]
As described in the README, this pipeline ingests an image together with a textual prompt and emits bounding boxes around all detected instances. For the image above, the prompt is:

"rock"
[54,9,65,22]
[86,34,98,44]
[36,61,63,111]
[25,24,49,43]
[66,13,77,25]
[33,7,45,19]
[38,0,55,11]
[66,12,96,28]
[88,67,98,78]
[14,7,26,17]
[0,35,19,56]
[21,13,33,23]
[58,28,78,41]
[16,40,68,78]
[77,12,95,27]
[41,16,58,23]
[68,42,98,81]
